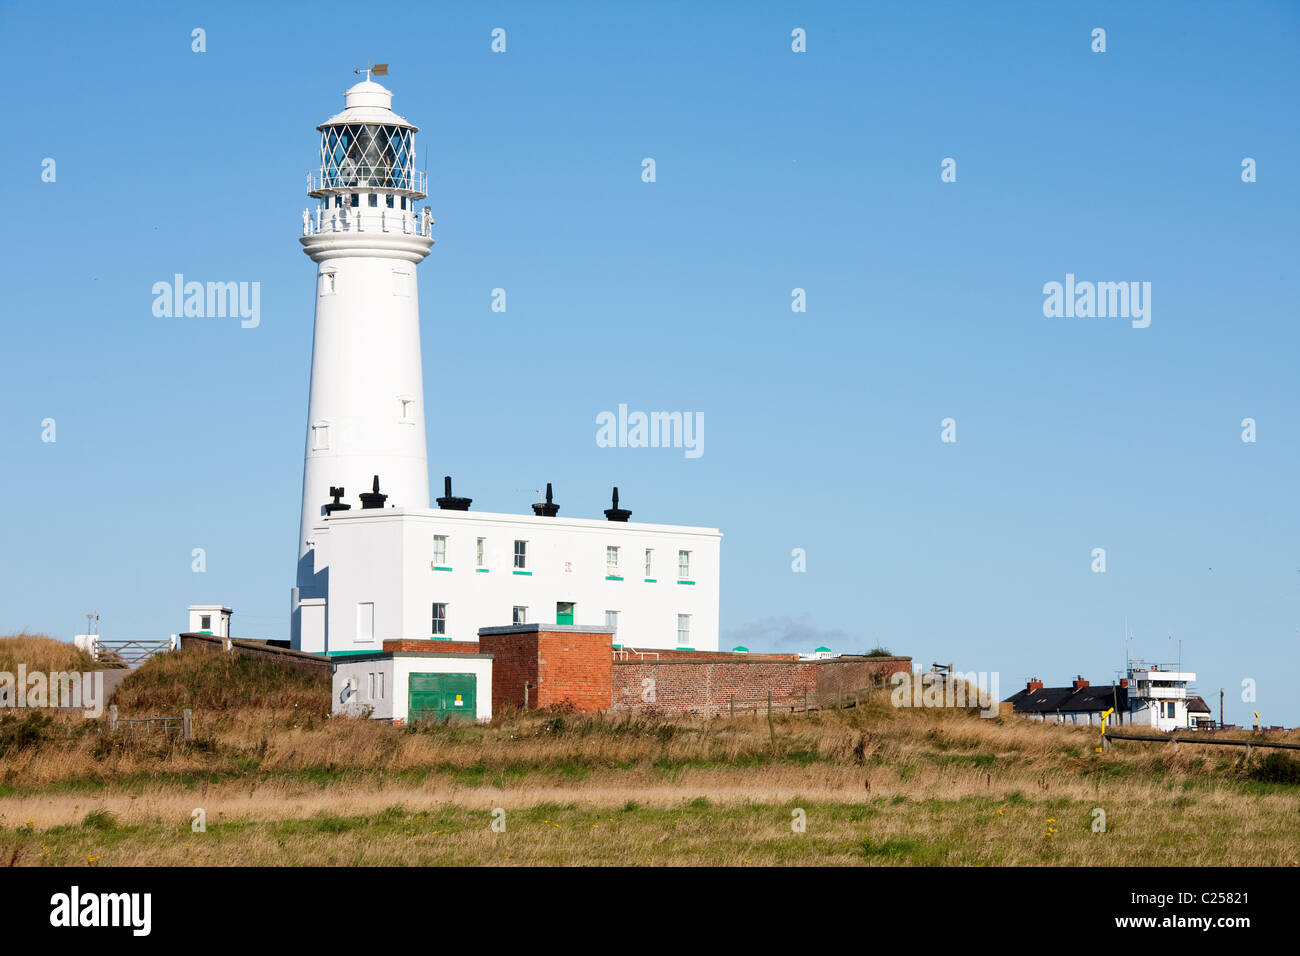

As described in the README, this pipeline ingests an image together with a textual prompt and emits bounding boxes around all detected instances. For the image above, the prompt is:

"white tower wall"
[292,78,435,650]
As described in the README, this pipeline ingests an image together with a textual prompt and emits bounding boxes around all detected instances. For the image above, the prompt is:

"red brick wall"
[610,656,911,718]
[537,630,613,710]
[383,639,481,654]
[476,632,540,712]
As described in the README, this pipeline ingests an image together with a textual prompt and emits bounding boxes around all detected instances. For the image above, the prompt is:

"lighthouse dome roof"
[318,79,417,131]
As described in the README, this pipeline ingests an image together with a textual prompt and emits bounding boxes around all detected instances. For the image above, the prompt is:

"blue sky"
[1,1,1297,725]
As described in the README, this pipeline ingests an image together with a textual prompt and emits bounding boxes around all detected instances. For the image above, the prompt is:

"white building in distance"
[288,75,721,656]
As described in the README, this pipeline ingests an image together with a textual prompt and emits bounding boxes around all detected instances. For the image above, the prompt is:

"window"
[369,672,376,698]
[200,615,211,630]
[379,672,385,699]
[385,194,394,208]
[513,606,528,625]
[606,546,620,573]
[431,603,446,637]
[357,602,375,643]
[350,193,359,207]
[399,397,414,422]
[677,614,691,647]
[393,270,410,296]
[368,193,378,207]
[605,610,619,633]
[556,602,575,625]
[678,550,691,579]
[319,272,335,296]
[644,549,654,578]
[400,196,407,210]
[432,535,447,565]
[514,540,527,569]
[476,537,485,567]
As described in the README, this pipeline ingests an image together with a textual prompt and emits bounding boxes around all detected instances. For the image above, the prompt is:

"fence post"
[182,709,193,741]
[108,705,118,732]
[766,692,775,744]
[524,682,530,710]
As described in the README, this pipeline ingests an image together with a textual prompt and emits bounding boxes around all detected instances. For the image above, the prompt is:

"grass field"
[1,637,1296,866]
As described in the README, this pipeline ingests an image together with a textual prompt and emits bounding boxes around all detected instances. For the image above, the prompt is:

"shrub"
[0,712,54,756]
[1249,752,1300,785]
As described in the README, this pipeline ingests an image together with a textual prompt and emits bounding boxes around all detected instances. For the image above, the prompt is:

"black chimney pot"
[436,475,472,511]
[359,475,388,510]
[532,482,560,517]
[604,486,631,522]
[324,486,352,514]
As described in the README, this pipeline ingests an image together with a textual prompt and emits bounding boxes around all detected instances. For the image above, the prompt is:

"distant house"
[1003,676,1125,727]
[1005,665,1203,731]
[1186,695,1214,729]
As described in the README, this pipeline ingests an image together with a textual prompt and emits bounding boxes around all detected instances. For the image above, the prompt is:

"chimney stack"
[1120,678,1128,688]
[436,475,471,511]
[604,486,632,522]
[1072,675,1089,691]
[1027,678,1043,693]
[359,475,388,510]
[324,486,351,515]
[532,483,560,517]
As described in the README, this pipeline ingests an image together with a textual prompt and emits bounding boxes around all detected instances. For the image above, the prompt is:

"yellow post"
[1101,707,1114,735]
[1254,711,1260,731]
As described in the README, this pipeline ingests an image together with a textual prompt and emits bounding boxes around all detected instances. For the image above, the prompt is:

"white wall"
[332,653,492,723]
[321,508,721,655]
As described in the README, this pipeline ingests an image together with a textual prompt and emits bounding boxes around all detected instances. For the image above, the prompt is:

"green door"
[556,601,575,625]
[409,673,477,723]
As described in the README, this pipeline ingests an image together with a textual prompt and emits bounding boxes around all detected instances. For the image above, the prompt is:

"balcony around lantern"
[308,167,427,200]
[302,203,432,239]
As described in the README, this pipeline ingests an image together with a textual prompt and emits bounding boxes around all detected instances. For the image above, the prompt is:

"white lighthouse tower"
[291,73,434,650]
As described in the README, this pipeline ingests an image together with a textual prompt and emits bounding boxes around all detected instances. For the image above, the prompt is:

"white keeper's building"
[288,74,721,656]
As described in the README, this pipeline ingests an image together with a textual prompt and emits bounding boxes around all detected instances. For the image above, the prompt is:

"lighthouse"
[291,73,434,650]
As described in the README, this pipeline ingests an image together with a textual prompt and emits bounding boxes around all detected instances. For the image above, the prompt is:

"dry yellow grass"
[1,636,1296,866]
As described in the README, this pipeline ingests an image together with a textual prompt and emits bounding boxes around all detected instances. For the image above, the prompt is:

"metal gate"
[408,673,477,723]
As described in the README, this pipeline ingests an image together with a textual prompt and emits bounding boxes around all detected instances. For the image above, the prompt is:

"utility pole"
[1219,688,1224,729]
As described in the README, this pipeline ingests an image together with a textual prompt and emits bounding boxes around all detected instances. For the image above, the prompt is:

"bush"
[0,712,53,756]
[113,648,328,714]
[1248,752,1300,785]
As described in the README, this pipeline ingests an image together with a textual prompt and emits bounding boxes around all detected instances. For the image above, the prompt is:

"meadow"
[0,636,1296,866]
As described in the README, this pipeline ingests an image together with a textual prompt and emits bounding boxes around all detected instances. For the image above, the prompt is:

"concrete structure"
[186,605,232,637]
[332,649,492,723]
[1005,664,1200,731]
[291,76,434,648]
[315,507,721,654]
[288,76,724,657]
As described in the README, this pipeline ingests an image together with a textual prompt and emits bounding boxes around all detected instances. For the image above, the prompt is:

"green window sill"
[644,578,657,583]
[432,565,452,572]
[605,575,623,581]
[677,579,695,586]
[513,570,532,576]
[475,568,489,573]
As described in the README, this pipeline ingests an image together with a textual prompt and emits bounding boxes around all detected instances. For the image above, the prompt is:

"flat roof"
[322,506,721,537]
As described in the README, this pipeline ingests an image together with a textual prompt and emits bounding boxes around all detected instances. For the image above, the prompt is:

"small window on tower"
[368,193,378,207]
[400,196,407,210]
[200,615,211,630]
[319,272,335,296]
[513,606,528,625]
[393,270,410,297]
[311,421,330,451]
[399,398,414,423]
[385,194,394,208]
[350,193,359,208]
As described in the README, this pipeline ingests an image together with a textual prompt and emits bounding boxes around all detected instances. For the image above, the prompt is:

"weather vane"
[354,62,389,82]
